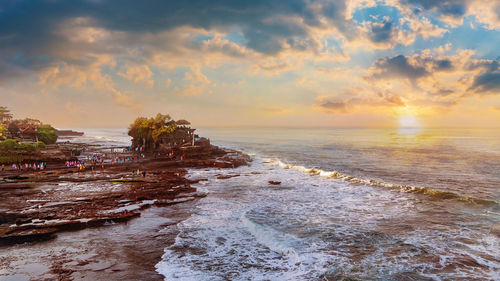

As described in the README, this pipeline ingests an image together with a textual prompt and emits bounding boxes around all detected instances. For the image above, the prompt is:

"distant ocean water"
[71,127,500,280]
[57,128,132,147]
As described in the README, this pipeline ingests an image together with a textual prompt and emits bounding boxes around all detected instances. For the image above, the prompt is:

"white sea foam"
[264,158,500,206]
[155,155,500,280]
[240,212,299,260]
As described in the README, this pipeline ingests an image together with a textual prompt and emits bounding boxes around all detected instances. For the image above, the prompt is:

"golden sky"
[1,0,499,128]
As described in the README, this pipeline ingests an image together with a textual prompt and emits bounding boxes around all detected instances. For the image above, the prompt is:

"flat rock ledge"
[0,147,250,245]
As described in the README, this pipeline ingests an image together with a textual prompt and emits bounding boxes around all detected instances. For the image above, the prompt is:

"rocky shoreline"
[0,143,251,246]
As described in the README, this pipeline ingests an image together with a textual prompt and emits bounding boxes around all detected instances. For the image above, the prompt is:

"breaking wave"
[265,159,500,207]
[240,213,299,259]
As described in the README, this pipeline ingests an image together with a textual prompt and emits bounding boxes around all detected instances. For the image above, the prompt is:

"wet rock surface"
[0,145,250,280]
[0,146,250,246]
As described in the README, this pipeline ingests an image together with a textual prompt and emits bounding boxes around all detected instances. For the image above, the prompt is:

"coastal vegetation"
[0,106,58,144]
[0,124,7,139]
[0,139,45,163]
[128,113,195,150]
[0,106,58,163]
[37,125,58,145]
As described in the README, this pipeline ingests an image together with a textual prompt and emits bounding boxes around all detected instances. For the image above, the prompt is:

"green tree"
[0,106,12,123]
[0,139,42,164]
[37,125,58,144]
[128,113,192,150]
[0,124,7,140]
[8,122,19,138]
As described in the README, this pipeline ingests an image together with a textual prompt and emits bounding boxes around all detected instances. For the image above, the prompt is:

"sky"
[1,0,499,128]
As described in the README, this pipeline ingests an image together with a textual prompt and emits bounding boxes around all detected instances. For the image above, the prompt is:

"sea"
[69,127,500,280]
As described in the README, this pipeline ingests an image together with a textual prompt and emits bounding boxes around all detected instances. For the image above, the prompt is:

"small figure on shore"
[142,170,146,178]
[1,164,4,171]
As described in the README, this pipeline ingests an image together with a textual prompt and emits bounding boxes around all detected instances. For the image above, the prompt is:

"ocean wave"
[265,159,500,207]
[240,212,299,260]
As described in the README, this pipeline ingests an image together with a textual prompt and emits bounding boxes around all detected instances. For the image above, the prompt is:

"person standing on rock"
[1,164,4,172]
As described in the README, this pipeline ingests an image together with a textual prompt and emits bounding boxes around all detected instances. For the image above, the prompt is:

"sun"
[396,111,423,136]
[399,114,420,128]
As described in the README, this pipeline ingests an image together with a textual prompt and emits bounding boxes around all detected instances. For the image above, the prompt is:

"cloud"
[0,0,350,61]
[365,49,500,112]
[394,0,500,29]
[369,52,458,83]
[368,20,394,43]
[401,0,467,17]
[0,0,499,128]
[314,90,408,114]
[257,60,291,73]
[372,55,430,80]
[350,6,447,50]
[469,72,500,93]
[198,37,250,58]
[118,64,154,88]
[172,67,216,96]
[317,99,350,113]
[382,94,407,106]
[184,68,211,85]
[37,55,142,109]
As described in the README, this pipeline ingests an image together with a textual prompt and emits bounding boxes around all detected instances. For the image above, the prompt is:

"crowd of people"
[1,162,47,172]
[65,160,86,170]
[1,148,184,174]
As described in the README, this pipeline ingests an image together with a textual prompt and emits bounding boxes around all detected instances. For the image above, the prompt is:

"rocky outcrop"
[0,145,250,245]
[56,130,84,137]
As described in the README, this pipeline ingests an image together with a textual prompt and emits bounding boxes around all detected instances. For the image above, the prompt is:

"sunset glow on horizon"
[1,0,499,128]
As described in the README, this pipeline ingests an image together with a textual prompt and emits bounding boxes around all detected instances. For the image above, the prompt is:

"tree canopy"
[0,106,58,144]
[37,125,58,145]
[0,106,12,123]
[128,113,194,150]
[0,139,45,164]
[0,124,7,140]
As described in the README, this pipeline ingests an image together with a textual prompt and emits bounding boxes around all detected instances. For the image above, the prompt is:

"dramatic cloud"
[0,0,349,59]
[366,50,500,114]
[0,0,499,127]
